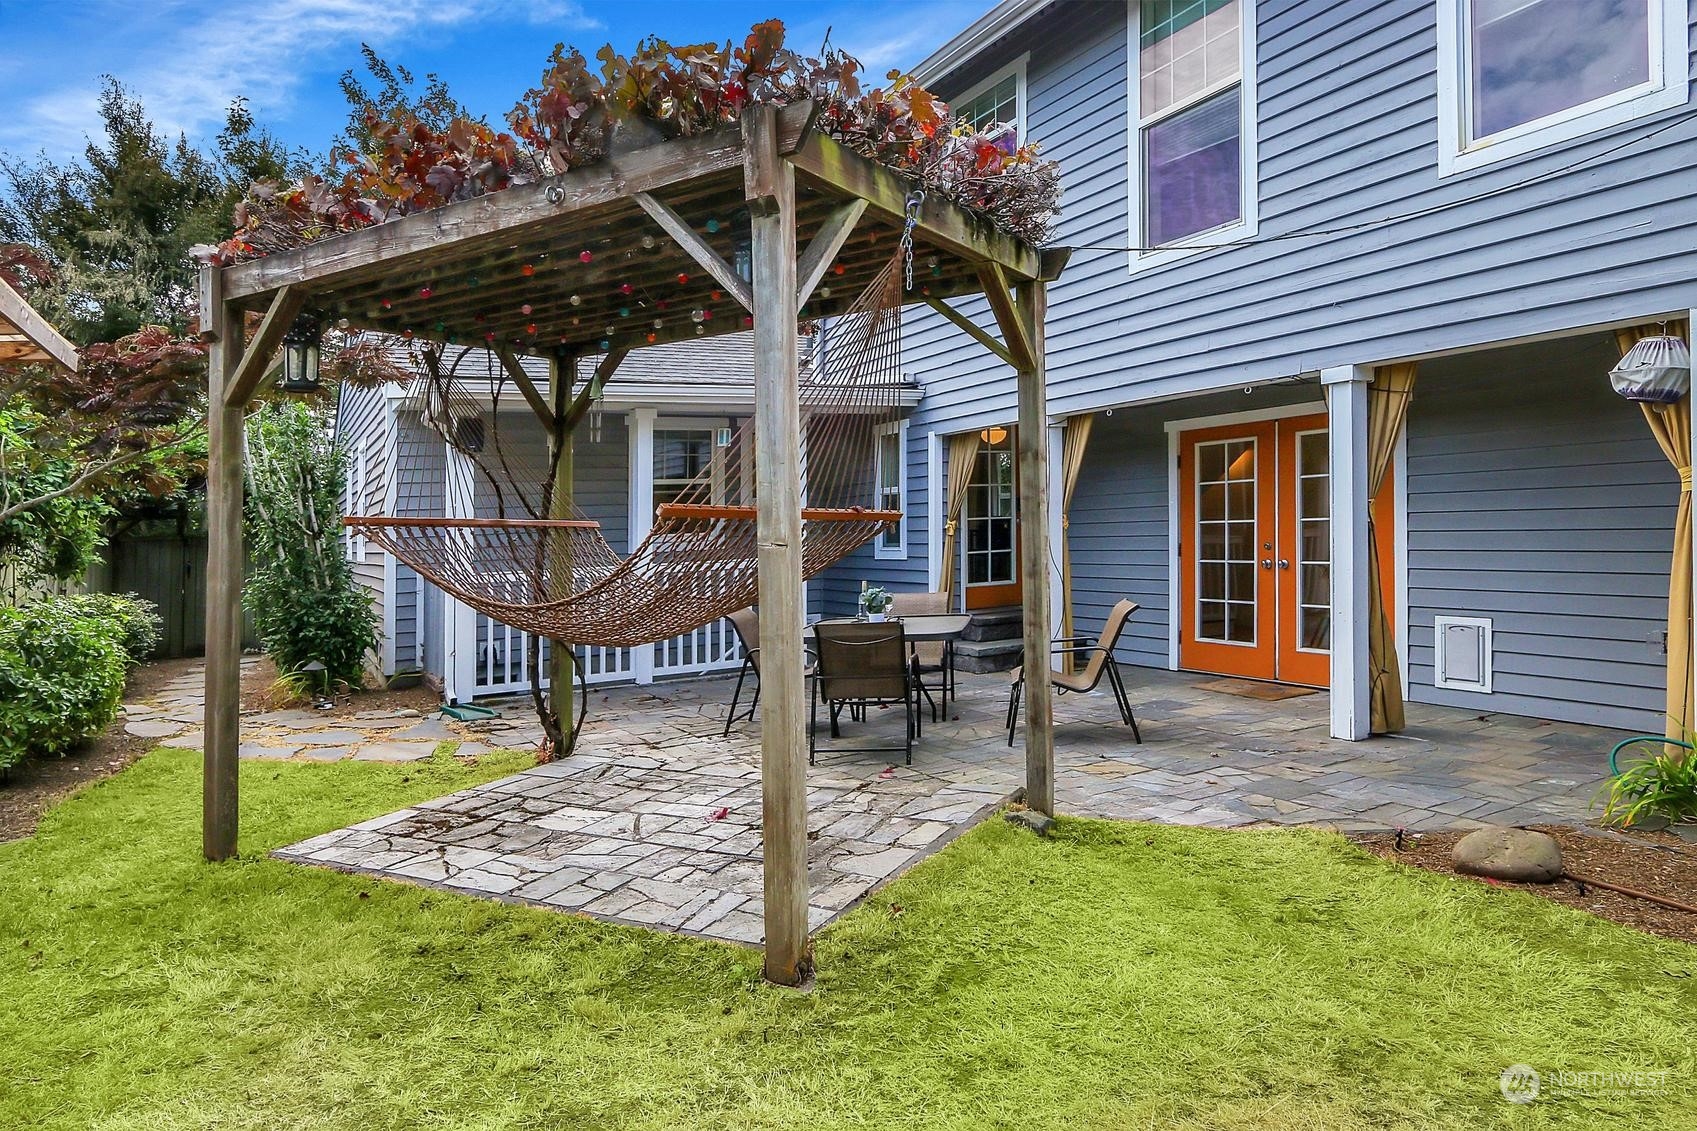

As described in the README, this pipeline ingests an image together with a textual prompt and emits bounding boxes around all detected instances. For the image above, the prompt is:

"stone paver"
[130,657,1624,946]
[116,660,496,765]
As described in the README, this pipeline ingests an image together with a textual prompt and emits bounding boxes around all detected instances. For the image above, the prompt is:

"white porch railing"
[470,613,740,698]
[653,615,744,679]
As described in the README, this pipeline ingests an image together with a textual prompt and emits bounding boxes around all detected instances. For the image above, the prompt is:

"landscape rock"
[1005,809,1055,837]
[1452,827,1563,883]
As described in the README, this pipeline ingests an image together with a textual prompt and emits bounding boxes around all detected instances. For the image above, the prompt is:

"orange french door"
[1179,420,1279,679]
[1179,413,1394,687]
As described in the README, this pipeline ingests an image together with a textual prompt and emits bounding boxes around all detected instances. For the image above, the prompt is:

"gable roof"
[911,0,1054,90]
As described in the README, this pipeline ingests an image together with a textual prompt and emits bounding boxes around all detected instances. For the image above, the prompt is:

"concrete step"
[962,606,1023,643]
[952,636,1023,674]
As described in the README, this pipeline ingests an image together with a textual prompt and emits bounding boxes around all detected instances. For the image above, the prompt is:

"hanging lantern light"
[1610,330,1691,408]
[731,209,753,284]
[278,313,323,395]
[980,426,1009,446]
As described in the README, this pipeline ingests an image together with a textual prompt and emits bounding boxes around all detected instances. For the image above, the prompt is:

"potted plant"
[859,584,893,622]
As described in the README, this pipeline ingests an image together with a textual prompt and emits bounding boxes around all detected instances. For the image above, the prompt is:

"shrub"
[243,403,379,687]
[60,592,162,664]
[0,598,128,771]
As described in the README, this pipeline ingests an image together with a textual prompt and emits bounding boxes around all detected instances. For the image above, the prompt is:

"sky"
[0,0,987,167]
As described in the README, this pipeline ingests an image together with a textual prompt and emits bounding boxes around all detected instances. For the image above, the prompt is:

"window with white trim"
[1438,0,1688,176]
[1128,0,1258,263]
[653,427,715,507]
[875,421,907,558]
[953,56,1027,143]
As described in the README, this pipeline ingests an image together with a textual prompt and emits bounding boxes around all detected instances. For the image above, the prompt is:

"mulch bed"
[238,653,442,717]
[1354,825,1697,945]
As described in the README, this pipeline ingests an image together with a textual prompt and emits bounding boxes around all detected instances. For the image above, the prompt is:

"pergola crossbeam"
[975,264,1038,374]
[633,192,755,313]
[789,131,1043,282]
[922,295,1015,367]
[562,349,627,432]
[493,342,555,431]
[796,199,867,310]
[223,285,305,408]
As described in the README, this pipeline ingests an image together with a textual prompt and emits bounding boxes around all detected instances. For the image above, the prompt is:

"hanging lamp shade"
[1609,333,1691,405]
[278,313,323,394]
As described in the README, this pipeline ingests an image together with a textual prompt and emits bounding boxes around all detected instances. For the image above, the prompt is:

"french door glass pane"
[1196,437,1256,643]
[1470,0,1650,139]
[1296,430,1331,651]
[1145,87,1242,246]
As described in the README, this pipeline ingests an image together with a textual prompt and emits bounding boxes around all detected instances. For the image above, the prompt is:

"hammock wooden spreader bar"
[345,253,910,650]
[655,504,901,523]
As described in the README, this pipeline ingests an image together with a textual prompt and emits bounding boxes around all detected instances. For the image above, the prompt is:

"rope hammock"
[348,254,907,649]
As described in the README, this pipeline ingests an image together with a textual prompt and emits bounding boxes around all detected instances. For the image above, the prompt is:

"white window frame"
[1125,0,1260,273]
[1437,0,1688,177]
[952,54,1029,142]
[651,418,727,509]
[874,420,908,560]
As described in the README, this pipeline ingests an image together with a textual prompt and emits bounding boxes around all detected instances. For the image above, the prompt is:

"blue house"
[341,0,1695,742]
[835,0,1697,738]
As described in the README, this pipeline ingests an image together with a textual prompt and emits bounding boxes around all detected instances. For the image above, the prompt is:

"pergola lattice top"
[211,103,1061,366]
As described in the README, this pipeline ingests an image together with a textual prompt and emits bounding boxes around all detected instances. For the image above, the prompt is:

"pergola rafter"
[198,100,1065,987]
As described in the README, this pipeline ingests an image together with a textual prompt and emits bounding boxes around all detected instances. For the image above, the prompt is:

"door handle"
[1278,559,1291,570]
[1260,558,1274,570]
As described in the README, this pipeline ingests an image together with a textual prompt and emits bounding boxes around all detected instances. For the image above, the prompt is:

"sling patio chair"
[810,619,920,765]
[888,589,957,721]
[1006,599,1142,746]
[721,606,816,737]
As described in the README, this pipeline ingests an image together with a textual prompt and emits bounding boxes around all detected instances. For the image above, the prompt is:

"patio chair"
[888,589,955,722]
[810,620,919,765]
[1006,599,1142,746]
[721,606,815,737]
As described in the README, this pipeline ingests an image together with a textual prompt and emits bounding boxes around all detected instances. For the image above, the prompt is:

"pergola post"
[1013,280,1055,815]
[745,105,809,986]
[200,266,247,860]
[546,350,578,746]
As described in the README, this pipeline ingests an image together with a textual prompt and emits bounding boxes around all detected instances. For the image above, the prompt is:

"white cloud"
[0,0,597,159]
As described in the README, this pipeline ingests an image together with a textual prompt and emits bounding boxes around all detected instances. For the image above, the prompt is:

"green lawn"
[2,747,1692,1130]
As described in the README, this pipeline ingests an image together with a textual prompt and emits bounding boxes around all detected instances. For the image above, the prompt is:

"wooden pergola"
[197,102,1066,985]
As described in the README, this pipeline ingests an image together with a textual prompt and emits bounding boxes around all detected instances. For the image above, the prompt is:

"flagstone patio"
[273,665,1628,945]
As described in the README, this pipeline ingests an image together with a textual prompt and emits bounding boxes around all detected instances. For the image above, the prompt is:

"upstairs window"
[953,57,1026,142]
[1130,0,1258,262]
[1439,0,1687,175]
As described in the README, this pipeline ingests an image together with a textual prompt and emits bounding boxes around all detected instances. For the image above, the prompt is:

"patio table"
[806,615,972,731]
[805,614,972,643]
